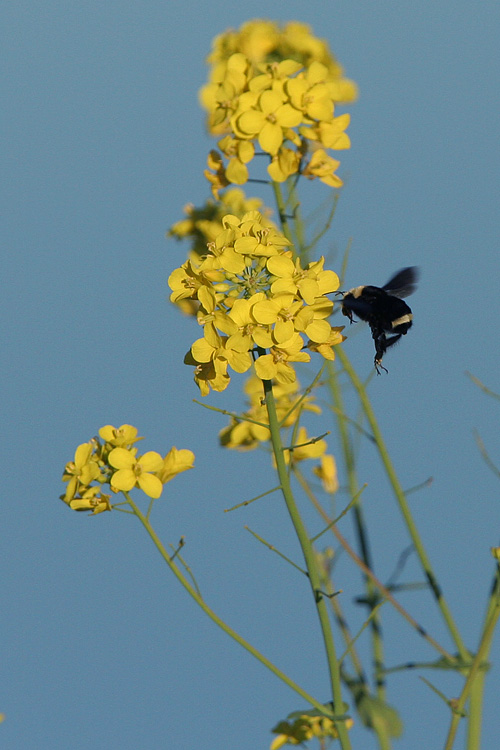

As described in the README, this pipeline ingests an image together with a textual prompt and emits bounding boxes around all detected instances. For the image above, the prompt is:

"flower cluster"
[271,711,354,749]
[200,20,356,195]
[219,374,321,451]
[61,424,194,512]
[169,188,276,261]
[168,211,345,395]
[220,374,338,493]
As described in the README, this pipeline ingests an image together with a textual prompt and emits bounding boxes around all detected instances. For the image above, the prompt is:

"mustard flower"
[284,426,327,464]
[302,113,351,150]
[307,326,346,361]
[62,442,103,502]
[204,150,230,199]
[168,188,277,263]
[252,294,303,345]
[271,713,354,749]
[267,147,301,182]
[191,323,253,374]
[168,212,344,393]
[191,357,231,396]
[286,61,335,121]
[200,21,356,191]
[203,20,357,107]
[61,427,193,512]
[68,487,112,514]
[224,295,274,351]
[254,335,311,384]
[98,424,143,448]
[302,148,343,188]
[108,447,164,499]
[156,447,195,484]
[231,84,303,156]
[220,374,322,451]
[268,254,339,305]
[313,453,339,493]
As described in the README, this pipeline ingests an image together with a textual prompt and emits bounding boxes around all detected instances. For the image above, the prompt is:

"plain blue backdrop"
[2,2,500,748]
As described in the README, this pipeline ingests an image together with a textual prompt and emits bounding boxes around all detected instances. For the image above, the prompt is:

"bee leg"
[374,333,403,373]
[384,333,403,350]
[372,329,389,374]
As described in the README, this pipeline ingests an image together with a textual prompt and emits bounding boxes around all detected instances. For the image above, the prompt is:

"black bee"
[341,267,419,373]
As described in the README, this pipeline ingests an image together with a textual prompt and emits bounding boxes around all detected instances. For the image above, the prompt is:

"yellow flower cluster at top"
[168,211,345,396]
[61,424,195,513]
[199,20,356,195]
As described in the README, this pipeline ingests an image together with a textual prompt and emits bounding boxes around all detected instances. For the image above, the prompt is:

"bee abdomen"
[391,313,413,332]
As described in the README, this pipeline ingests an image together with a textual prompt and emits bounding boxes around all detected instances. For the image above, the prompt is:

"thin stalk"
[125,495,333,718]
[336,347,469,661]
[271,181,294,245]
[261,375,352,750]
[443,584,500,750]
[465,563,500,750]
[328,360,387,699]
[294,467,455,663]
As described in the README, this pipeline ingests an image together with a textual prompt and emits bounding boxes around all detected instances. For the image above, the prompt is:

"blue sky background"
[2,1,500,748]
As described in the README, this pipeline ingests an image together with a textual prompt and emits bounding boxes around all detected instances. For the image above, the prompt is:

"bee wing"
[382,267,419,298]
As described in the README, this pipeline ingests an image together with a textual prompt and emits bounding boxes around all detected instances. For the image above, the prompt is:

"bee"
[341,267,419,373]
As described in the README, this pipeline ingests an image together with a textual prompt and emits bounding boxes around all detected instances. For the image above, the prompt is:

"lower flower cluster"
[271,711,354,749]
[61,424,194,512]
[168,211,345,394]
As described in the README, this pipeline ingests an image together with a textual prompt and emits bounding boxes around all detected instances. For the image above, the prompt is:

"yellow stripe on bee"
[392,313,412,328]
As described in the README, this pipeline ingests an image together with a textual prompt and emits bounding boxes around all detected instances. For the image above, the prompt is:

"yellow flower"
[108,448,164,499]
[68,487,112,514]
[219,374,322,451]
[225,295,274,351]
[199,21,356,190]
[157,447,195,484]
[286,61,335,121]
[268,254,339,305]
[303,113,351,150]
[285,426,327,464]
[98,424,143,448]
[307,326,346,361]
[252,294,302,344]
[169,212,345,394]
[168,190,276,263]
[184,345,232,395]
[193,322,253,373]
[62,442,103,501]
[271,712,354,749]
[313,454,339,493]
[204,150,230,198]
[168,259,214,306]
[203,20,357,105]
[303,148,343,187]
[267,147,301,182]
[232,83,302,156]
[254,334,310,384]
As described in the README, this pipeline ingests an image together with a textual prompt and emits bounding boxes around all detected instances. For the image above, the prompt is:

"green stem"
[465,563,500,750]
[443,579,500,750]
[271,181,294,245]
[337,347,469,661]
[261,375,352,750]
[328,360,387,700]
[125,494,332,718]
[295,467,455,662]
